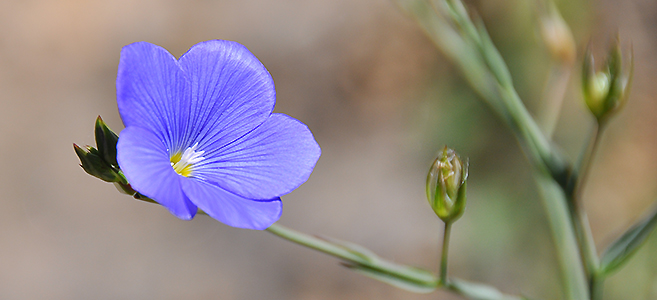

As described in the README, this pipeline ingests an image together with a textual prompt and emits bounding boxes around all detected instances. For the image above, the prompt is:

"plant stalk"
[569,121,606,294]
[265,223,438,287]
[440,221,453,285]
[590,273,604,300]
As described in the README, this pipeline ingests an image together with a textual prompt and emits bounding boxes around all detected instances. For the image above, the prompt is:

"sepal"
[74,143,123,182]
[95,116,119,167]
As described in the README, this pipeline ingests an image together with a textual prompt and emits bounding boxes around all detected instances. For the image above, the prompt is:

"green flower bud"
[582,38,634,122]
[426,147,468,223]
[74,143,123,183]
[94,116,119,167]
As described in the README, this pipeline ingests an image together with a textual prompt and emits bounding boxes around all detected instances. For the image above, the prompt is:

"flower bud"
[539,4,576,65]
[94,116,119,167]
[582,38,634,122]
[426,147,468,223]
[74,143,123,183]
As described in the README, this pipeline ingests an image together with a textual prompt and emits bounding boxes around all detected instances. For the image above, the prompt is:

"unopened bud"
[74,144,122,182]
[540,5,576,65]
[426,147,468,223]
[582,37,634,122]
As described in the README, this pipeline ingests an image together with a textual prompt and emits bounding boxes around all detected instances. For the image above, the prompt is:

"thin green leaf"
[599,206,657,276]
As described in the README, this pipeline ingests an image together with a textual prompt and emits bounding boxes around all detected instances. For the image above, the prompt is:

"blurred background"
[0,0,656,299]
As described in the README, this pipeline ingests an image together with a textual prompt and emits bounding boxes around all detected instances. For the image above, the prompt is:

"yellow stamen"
[170,143,205,177]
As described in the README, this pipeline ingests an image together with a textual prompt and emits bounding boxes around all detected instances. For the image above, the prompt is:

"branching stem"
[570,121,608,294]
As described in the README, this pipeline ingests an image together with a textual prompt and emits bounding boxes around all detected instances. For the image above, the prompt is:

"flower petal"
[117,126,197,220]
[116,42,191,152]
[181,179,282,230]
[194,113,321,200]
[177,40,276,151]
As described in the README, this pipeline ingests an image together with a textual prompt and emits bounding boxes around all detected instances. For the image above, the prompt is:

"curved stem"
[265,223,438,288]
[440,221,453,285]
[266,223,368,263]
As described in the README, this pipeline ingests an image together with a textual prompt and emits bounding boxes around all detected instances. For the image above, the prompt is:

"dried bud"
[539,4,576,65]
[426,147,468,223]
[582,37,634,122]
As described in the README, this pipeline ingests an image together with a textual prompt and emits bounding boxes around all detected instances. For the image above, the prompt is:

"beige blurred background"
[0,0,656,299]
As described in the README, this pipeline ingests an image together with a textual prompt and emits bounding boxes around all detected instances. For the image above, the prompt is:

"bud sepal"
[74,116,128,184]
[74,143,123,183]
[95,116,119,167]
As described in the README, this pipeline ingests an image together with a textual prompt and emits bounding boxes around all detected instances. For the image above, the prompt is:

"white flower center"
[170,143,205,177]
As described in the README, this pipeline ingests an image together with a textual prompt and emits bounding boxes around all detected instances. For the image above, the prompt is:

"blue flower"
[115,40,321,230]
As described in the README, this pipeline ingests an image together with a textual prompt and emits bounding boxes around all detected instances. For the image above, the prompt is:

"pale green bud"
[426,147,468,223]
[582,38,634,122]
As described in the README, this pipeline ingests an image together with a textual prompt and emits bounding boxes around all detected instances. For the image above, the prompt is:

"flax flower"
[116,40,320,230]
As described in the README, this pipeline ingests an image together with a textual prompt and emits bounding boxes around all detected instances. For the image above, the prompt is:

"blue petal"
[194,114,321,200]
[181,179,282,230]
[117,126,197,220]
[116,42,191,152]
[177,40,276,151]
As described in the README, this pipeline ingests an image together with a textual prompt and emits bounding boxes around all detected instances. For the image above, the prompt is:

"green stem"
[440,221,452,285]
[570,122,606,284]
[266,223,365,262]
[590,273,604,300]
[534,174,590,300]
[574,122,605,202]
[265,223,438,288]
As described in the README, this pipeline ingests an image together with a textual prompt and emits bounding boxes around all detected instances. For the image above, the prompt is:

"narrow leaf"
[599,206,657,276]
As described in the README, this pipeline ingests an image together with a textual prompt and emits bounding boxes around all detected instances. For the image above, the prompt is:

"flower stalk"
[569,122,604,277]
[440,221,452,285]
[265,223,439,291]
